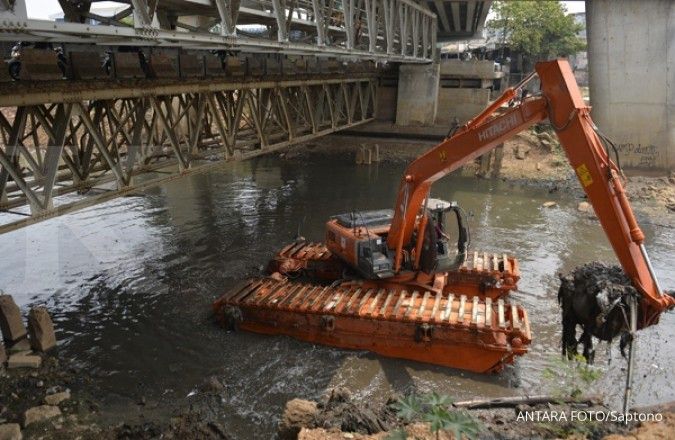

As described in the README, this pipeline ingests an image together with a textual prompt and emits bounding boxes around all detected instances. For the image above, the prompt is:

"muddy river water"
[1,154,673,438]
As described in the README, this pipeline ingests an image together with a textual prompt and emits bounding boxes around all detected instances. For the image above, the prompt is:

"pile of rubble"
[278,388,396,440]
[0,293,63,440]
[626,174,675,212]
[0,294,56,369]
[512,128,561,161]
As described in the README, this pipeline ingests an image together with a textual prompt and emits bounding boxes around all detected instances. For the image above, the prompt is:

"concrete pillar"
[395,63,440,126]
[0,294,27,344]
[587,0,674,172]
[375,83,398,121]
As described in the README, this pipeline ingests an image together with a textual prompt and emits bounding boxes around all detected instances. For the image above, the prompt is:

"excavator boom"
[386,59,673,327]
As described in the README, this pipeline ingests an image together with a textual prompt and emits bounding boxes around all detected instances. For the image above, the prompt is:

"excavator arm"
[386,59,674,328]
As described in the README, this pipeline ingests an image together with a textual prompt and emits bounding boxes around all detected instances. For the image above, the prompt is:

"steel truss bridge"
[0,1,491,231]
[0,72,377,233]
[0,0,437,62]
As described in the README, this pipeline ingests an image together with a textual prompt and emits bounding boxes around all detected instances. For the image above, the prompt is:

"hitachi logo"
[477,113,520,142]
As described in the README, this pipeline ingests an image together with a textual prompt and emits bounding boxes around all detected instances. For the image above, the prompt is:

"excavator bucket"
[213,277,531,373]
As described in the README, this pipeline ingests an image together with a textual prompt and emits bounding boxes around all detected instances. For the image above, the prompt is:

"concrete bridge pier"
[395,63,440,126]
[393,59,504,127]
[587,0,674,172]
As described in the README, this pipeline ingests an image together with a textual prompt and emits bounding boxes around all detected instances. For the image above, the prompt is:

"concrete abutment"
[587,0,674,172]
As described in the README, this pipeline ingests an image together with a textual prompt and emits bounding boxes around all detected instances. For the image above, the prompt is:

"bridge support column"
[587,0,674,171]
[395,63,439,126]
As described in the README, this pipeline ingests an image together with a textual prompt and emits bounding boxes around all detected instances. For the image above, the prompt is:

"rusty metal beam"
[0,75,378,107]
[0,77,378,232]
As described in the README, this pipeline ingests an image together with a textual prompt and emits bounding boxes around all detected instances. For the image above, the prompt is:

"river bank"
[1,355,236,439]
[285,130,675,221]
[3,359,671,440]
[279,387,675,440]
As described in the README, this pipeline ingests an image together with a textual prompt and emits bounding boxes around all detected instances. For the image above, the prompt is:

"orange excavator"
[213,59,674,373]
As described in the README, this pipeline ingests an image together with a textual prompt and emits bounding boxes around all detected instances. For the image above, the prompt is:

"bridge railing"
[0,0,436,63]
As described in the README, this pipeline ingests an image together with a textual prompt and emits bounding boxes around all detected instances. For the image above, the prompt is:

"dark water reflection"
[1,155,673,438]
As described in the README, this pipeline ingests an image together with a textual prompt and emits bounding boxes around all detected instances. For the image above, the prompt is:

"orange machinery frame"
[385,59,674,328]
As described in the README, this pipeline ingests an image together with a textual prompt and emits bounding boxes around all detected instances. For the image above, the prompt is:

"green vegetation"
[535,354,606,438]
[542,353,604,400]
[388,392,481,440]
[487,1,585,63]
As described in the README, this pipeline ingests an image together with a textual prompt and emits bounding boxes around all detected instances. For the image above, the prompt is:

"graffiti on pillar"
[614,143,660,168]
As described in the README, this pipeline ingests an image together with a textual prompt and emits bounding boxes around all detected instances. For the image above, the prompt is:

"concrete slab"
[23,405,61,427]
[0,423,22,440]
[440,59,503,79]
[0,295,27,344]
[7,352,42,369]
[27,307,56,352]
[396,63,440,126]
[44,390,70,406]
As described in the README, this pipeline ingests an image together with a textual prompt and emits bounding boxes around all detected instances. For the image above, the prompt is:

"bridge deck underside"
[0,75,377,233]
[427,0,492,41]
[0,0,437,63]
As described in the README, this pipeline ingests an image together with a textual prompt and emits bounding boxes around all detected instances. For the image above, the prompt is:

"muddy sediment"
[0,358,236,439]
[1,359,662,440]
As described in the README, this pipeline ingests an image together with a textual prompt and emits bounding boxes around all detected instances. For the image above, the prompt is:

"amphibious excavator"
[213,59,674,373]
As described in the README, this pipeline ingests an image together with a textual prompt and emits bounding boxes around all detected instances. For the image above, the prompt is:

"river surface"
[1,154,673,438]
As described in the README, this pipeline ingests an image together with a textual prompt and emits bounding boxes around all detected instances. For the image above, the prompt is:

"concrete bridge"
[426,0,492,42]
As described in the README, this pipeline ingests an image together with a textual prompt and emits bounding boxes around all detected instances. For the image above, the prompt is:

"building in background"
[568,12,588,86]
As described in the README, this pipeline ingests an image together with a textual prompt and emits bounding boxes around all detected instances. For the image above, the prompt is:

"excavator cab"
[325,199,469,279]
[417,198,469,274]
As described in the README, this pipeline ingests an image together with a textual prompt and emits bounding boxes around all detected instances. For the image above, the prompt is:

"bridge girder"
[0,0,437,63]
[426,0,492,42]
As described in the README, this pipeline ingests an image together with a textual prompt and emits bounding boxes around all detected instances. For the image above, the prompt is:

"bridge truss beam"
[0,76,377,233]
[0,0,437,63]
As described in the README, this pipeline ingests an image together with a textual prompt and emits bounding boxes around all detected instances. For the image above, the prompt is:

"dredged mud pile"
[312,388,396,434]
[278,387,396,439]
[558,262,637,309]
[558,261,638,358]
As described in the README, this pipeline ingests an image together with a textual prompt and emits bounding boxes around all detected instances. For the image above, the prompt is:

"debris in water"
[558,262,637,363]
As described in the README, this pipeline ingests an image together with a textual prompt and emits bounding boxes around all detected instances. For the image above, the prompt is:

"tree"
[487,1,585,67]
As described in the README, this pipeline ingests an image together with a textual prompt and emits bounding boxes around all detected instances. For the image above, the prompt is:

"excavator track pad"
[213,277,531,373]
[268,241,520,299]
